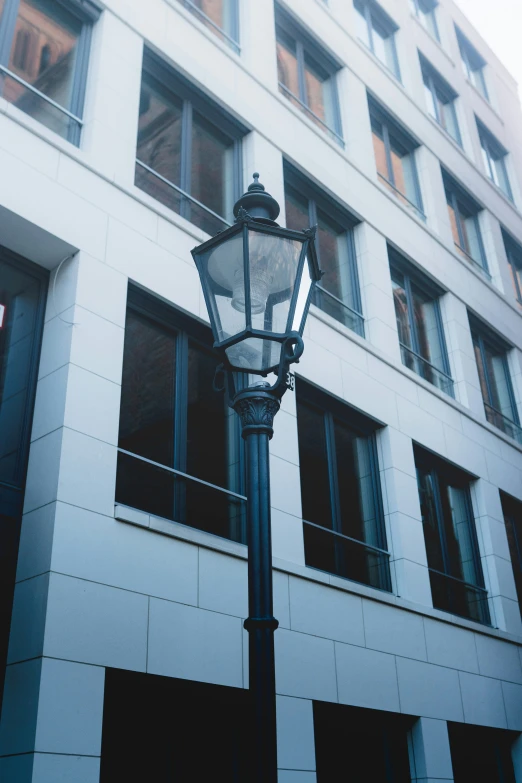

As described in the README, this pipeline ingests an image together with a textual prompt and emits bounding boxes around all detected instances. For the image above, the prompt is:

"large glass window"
[296,380,391,592]
[174,0,239,52]
[470,317,521,443]
[456,26,489,101]
[354,0,400,79]
[410,0,439,41]
[503,230,522,306]
[477,119,513,200]
[284,165,363,336]
[389,250,453,395]
[116,287,246,543]
[275,5,342,144]
[415,447,490,624]
[449,724,517,783]
[0,0,97,144]
[420,55,461,145]
[443,170,488,274]
[370,98,424,217]
[314,702,413,782]
[501,493,522,615]
[135,50,244,236]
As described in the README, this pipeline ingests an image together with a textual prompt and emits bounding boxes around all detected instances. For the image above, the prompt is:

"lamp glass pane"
[291,251,313,333]
[197,231,246,344]
[226,336,281,373]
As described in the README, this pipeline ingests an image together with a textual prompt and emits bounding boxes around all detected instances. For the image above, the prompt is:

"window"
[501,493,522,615]
[503,230,522,306]
[116,287,246,543]
[174,0,239,52]
[135,50,245,237]
[410,0,439,41]
[101,670,250,782]
[415,446,490,624]
[389,249,453,395]
[470,316,522,443]
[370,97,424,217]
[354,0,400,79]
[296,379,391,591]
[275,5,342,143]
[284,164,363,335]
[456,26,488,101]
[0,0,98,144]
[420,54,461,145]
[314,702,413,782]
[477,119,513,200]
[449,724,517,783]
[443,170,488,274]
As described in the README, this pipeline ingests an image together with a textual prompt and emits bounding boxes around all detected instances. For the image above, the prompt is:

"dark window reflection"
[501,493,522,615]
[449,723,517,783]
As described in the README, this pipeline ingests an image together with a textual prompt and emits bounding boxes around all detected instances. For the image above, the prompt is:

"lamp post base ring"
[244,616,279,632]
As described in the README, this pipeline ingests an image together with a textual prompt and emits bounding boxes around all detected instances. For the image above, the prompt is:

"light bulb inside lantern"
[231,265,274,314]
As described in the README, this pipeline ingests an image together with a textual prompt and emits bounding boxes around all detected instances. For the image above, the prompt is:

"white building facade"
[0,0,522,780]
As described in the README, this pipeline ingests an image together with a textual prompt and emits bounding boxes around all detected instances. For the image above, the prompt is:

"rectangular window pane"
[463,214,482,265]
[391,269,413,350]
[443,101,460,143]
[277,36,300,102]
[411,284,445,371]
[304,54,335,129]
[176,0,238,48]
[449,724,517,783]
[484,344,514,420]
[494,157,511,197]
[372,127,389,182]
[190,111,234,234]
[2,0,83,139]
[285,188,310,233]
[297,401,333,529]
[315,209,357,312]
[501,494,522,614]
[447,200,462,250]
[390,144,418,208]
[372,23,396,74]
[424,82,437,120]
[355,4,371,48]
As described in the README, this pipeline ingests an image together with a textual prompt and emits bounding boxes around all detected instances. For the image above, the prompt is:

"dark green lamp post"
[191,174,321,783]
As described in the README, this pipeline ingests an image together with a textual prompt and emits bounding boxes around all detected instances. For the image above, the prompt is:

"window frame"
[476,118,513,201]
[410,0,440,42]
[442,170,489,274]
[420,54,462,146]
[174,0,240,53]
[369,97,425,218]
[0,0,99,146]
[354,0,401,79]
[275,5,343,145]
[501,492,522,616]
[284,162,363,336]
[136,49,245,235]
[456,26,489,101]
[503,230,522,305]
[469,315,521,441]
[116,285,247,543]
[296,378,392,593]
[389,249,453,395]
[415,446,490,625]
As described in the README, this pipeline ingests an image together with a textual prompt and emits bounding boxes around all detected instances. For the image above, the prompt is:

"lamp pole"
[191,174,320,783]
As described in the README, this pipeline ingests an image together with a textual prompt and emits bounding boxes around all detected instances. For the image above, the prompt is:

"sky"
[454,0,522,100]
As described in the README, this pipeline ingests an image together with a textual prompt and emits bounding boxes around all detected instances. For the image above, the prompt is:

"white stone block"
[57,428,117,516]
[363,599,427,660]
[289,577,365,646]
[411,717,454,781]
[270,455,303,518]
[276,696,316,772]
[271,508,306,566]
[0,659,41,755]
[335,642,400,712]
[423,617,479,673]
[459,671,507,728]
[32,754,101,783]
[23,429,63,514]
[275,629,337,702]
[502,681,522,731]
[396,657,463,721]
[7,574,49,664]
[198,548,247,618]
[16,503,56,582]
[474,633,522,683]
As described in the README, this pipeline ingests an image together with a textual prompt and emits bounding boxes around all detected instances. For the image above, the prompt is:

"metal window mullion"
[180,99,193,222]
[477,334,494,409]
[431,470,452,579]
[473,213,489,273]
[296,39,307,108]
[324,412,342,535]
[452,192,466,251]
[508,251,522,302]
[404,274,420,357]
[501,353,520,426]
[0,0,19,66]
[434,297,452,379]
[368,433,388,554]
[174,330,189,522]
[364,2,375,54]
[463,484,487,590]
[68,19,91,145]
[347,229,363,315]
[382,122,395,187]
[429,75,441,124]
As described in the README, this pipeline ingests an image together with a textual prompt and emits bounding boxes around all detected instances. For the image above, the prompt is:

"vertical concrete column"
[411,717,454,782]
[356,223,401,362]
[440,292,484,415]
[472,480,522,634]
[240,0,278,90]
[0,659,105,782]
[479,211,506,294]
[243,132,285,224]
[339,71,375,180]
[415,147,453,243]
[81,10,143,185]
[377,427,432,608]
[277,696,316,782]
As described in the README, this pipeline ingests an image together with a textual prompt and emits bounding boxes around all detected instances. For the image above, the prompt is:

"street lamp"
[191,173,321,783]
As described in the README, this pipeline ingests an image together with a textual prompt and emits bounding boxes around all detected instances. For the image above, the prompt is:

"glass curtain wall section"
[443,171,488,274]
[354,0,400,79]
[296,379,391,592]
[275,5,342,143]
[456,26,489,100]
[314,702,413,782]
[503,230,522,306]
[135,50,244,236]
[415,447,490,624]
[284,165,363,335]
[369,98,424,217]
[470,317,521,443]
[420,55,461,145]
[0,0,98,144]
[448,724,517,783]
[389,251,453,395]
[410,0,439,41]
[477,119,513,200]
[116,287,246,543]
[501,493,522,614]
[174,0,239,52]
